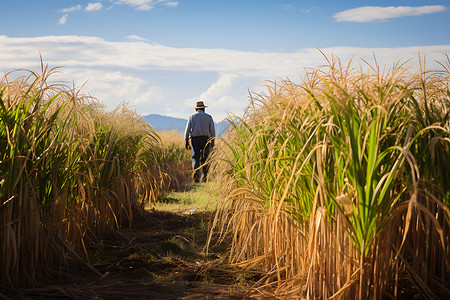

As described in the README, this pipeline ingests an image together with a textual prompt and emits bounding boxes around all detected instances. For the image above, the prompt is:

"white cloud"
[115,0,178,10]
[1,35,449,77]
[58,14,68,25]
[58,3,102,27]
[61,5,82,13]
[133,86,164,105]
[1,35,449,120]
[195,74,250,121]
[115,0,154,10]
[163,2,179,7]
[127,35,149,41]
[57,69,165,110]
[136,4,152,10]
[85,3,103,12]
[334,5,447,22]
[198,74,240,105]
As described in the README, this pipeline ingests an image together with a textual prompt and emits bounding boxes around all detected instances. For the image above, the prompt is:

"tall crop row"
[211,55,450,299]
[0,65,189,289]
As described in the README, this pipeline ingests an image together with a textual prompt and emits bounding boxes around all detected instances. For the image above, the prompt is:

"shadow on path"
[15,206,259,299]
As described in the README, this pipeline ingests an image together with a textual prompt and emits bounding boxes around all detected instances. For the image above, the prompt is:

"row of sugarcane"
[211,55,450,299]
[0,64,189,289]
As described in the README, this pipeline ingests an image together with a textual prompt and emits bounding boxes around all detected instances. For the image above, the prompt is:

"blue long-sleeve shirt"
[184,111,215,140]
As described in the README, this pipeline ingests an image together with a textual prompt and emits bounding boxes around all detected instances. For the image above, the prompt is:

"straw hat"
[194,101,207,109]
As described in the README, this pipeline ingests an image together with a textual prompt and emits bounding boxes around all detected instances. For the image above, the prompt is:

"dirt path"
[15,186,258,299]
[10,182,441,300]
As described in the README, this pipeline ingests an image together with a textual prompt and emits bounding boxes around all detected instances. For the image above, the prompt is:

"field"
[0,63,254,299]
[0,63,190,291]
[210,55,450,299]
[1,55,449,299]
[7,182,255,299]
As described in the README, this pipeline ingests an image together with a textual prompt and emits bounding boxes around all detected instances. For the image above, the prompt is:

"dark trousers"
[191,136,212,181]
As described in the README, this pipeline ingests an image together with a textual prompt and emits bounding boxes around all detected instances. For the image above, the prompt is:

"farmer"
[184,101,215,182]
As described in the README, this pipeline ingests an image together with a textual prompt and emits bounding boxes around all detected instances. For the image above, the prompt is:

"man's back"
[184,110,215,139]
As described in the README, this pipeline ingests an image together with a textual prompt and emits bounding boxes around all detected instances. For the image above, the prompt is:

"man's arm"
[209,116,216,148]
[209,116,216,138]
[184,117,191,150]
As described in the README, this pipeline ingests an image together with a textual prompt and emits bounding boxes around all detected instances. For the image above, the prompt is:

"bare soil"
[11,207,260,299]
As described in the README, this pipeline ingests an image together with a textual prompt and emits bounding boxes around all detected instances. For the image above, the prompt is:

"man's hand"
[185,140,191,150]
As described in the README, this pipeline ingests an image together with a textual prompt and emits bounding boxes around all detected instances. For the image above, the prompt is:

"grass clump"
[211,54,450,299]
[0,62,190,290]
[156,181,219,212]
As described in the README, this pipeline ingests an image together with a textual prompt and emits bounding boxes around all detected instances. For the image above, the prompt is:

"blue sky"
[1,1,449,121]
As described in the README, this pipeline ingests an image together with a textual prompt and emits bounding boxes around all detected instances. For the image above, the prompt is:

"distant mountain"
[142,114,230,136]
[142,114,187,132]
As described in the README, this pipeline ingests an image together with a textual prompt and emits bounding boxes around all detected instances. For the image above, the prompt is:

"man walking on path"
[184,101,216,182]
